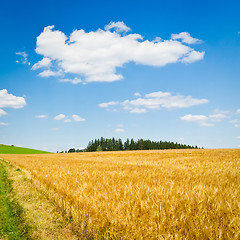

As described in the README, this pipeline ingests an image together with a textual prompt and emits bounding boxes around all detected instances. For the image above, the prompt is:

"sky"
[0,0,240,152]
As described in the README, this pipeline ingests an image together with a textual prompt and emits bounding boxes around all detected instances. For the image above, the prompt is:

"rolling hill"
[0,144,51,154]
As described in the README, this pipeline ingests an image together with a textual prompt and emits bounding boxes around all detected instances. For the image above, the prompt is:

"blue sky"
[0,0,240,152]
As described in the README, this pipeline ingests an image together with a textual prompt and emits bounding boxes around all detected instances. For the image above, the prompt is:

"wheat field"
[1,149,240,239]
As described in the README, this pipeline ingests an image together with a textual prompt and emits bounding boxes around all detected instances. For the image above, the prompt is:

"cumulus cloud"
[16,51,30,65]
[53,114,85,122]
[32,23,204,83]
[171,32,202,44]
[98,101,119,108]
[64,119,72,123]
[181,50,205,64]
[0,89,26,109]
[237,109,240,114]
[72,114,85,122]
[0,109,7,117]
[38,69,62,78]
[32,57,51,70]
[54,114,66,120]
[130,108,147,114]
[99,91,208,113]
[180,111,230,127]
[105,21,131,33]
[0,122,8,126]
[134,92,141,97]
[115,128,125,133]
[181,114,208,122]
[59,78,82,84]
[180,114,213,127]
[35,115,48,119]
[209,113,229,122]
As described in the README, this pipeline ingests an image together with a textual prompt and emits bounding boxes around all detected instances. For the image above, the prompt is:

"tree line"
[64,137,199,153]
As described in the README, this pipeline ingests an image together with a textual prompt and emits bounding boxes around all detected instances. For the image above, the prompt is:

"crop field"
[1,149,240,239]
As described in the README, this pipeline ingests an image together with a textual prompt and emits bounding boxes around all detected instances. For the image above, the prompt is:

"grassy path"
[0,158,78,240]
[0,160,31,240]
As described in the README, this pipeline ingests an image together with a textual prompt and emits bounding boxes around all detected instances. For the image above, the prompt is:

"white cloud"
[127,92,208,109]
[0,109,7,117]
[209,113,229,122]
[51,128,59,131]
[38,69,62,78]
[199,122,214,127]
[35,115,48,119]
[53,114,85,122]
[0,89,26,109]
[180,112,230,127]
[171,32,202,44]
[181,50,205,64]
[32,57,51,70]
[180,114,214,127]
[99,101,119,108]
[72,114,85,122]
[180,137,184,141]
[145,91,171,98]
[230,119,240,124]
[224,110,240,127]
[105,21,131,33]
[181,114,212,126]
[0,122,8,126]
[99,91,208,113]
[130,108,147,114]
[16,51,27,58]
[115,128,125,133]
[59,78,82,84]
[181,114,208,122]
[236,136,240,139]
[16,51,30,65]
[64,119,72,123]
[33,23,204,83]
[153,37,162,43]
[54,114,66,120]
[134,92,141,97]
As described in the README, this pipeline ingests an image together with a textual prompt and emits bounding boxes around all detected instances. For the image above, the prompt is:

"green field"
[0,145,50,154]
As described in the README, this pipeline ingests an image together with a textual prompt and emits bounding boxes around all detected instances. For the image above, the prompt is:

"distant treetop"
[65,137,199,153]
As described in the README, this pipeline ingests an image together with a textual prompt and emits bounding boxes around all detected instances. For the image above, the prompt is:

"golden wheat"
[6,161,78,240]
[1,149,240,239]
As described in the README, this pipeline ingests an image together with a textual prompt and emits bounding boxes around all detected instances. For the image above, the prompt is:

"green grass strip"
[0,144,51,154]
[0,160,32,240]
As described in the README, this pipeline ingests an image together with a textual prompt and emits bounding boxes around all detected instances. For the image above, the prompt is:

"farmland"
[0,149,240,239]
